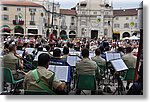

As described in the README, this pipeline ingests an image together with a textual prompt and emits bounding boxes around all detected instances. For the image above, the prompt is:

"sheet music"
[106,52,121,62]
[48,65,55,73]
[25,48,35,55]
[106,52,114,62]
[113,53,121,59]
[48,65,69,82]
[69,51,81,56]
[67,56,81,66]
[34,51,48,61]
[89,52,95,59]
[16,50,24,56]
[110,59,128,72]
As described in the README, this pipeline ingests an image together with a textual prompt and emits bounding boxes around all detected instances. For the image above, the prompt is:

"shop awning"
[113,32,120,34]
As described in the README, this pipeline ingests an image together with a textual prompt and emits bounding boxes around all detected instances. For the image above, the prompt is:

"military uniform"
[3,52,20,74]
[122,53,137,68]
[2,52,23,80]
[23,66,62,91]
[91,56,106,65]
[76,58,97,75]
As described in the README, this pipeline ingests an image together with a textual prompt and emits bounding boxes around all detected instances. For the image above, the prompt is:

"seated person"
[122,45,137,90]
[91,48,106,65]
[51,49,67,65]
[45,45,52,56]
[76,48,97,95]
[2,44,25,80]
[23,53,66,94]
[62,46,69,59]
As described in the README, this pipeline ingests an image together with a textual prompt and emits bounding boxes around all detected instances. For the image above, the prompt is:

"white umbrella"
[122,37,130,40]
[129,36,140,40]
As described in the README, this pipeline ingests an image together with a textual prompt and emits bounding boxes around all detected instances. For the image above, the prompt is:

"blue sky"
[50,0,143,9]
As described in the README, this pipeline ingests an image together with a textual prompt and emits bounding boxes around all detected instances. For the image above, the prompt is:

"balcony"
[30,21,35,25]
[13,20,24,25]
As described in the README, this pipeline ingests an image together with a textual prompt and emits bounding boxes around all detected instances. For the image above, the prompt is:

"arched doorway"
[60,30,67,39]
[1,25,11,33]
[122,32,130,38]
[69,31,76,38]
[113,33,120,40]
[91,30,98,39]
[14,26,24,34]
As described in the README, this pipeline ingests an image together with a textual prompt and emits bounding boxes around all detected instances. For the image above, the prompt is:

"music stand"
[110,59,128,95]
[105,52,121,82]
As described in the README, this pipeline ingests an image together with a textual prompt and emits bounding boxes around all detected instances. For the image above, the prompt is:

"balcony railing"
[30,21,35,25]
[13,20,24,25]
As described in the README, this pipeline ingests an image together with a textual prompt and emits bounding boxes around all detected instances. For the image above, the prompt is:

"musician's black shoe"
[126,86,129,90]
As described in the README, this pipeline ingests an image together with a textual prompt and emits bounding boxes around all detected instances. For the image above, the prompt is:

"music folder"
[67,55,81,67]
[106,52,121,62]
[16,50,24,56]
[25,48,35,55]
[110,59,128,72]
[48,65,70,82]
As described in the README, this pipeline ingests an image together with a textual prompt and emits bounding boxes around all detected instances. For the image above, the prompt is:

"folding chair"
[123,68,135,81]
[3,68,24,94]
[96,63,107,88]
[120,68,135,91]
[76,74,96,95]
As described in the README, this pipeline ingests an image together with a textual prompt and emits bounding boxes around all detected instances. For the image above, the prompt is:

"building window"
[71,16,75,22]
[135,23,137,28]
[126,17,129,20]
[135,16,138,19]
[114,24,120,28]
[54,6,57,12]
[104,22,108,26]
[61,21,66,26]
[105,11,109,15]
[54,19,57,25]
[93,12,97,15]
[3,7,8,11]
[124,23,129,28]
[81,20,86,25]
[104,29,108,35]
[115,17,119,20]
[17,8,21,11]
[15,15,18,20]
[82,12,86,15]
[2,15,9,21]
[29,8,36,12]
